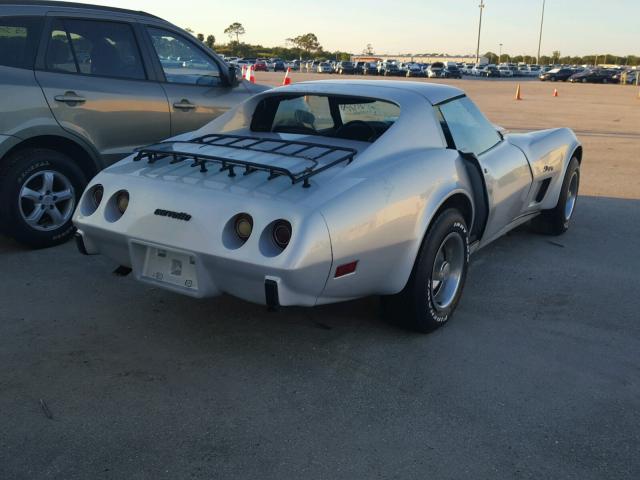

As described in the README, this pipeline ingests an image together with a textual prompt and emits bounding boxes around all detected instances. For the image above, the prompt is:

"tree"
[185,27,194,35]
[197,33,204,42]
[363,43,374,55]
[483,51,498,64]
[224,22,246,44]
[205,35,215,50]
[552,50,561,63]
[286,33,321,57]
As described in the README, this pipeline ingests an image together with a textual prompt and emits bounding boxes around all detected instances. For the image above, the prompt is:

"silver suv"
[0,1,265,248]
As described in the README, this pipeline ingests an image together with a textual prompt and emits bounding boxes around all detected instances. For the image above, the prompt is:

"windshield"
[251,94,400,143]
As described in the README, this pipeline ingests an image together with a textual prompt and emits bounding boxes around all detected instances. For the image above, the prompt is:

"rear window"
[251,94,400,143]
[0,17,44,69]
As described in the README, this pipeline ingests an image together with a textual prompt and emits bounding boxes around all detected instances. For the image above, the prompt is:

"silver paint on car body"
[74,81,581,306]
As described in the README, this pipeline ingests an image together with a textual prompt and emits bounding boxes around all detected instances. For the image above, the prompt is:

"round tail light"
[272,220,292,249]
[116,191,129,214]
[234,213,253,241]
[91,185,104,208]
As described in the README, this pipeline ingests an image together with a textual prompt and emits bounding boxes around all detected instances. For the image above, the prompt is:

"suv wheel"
[0,148,87,248]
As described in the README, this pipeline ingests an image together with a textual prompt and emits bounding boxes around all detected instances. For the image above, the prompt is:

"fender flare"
[1,128,103,178]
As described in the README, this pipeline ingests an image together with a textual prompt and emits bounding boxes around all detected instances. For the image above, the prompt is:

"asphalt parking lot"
[1,75,639,479]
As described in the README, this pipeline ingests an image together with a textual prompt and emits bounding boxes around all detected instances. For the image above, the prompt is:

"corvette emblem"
[154,209,192,221]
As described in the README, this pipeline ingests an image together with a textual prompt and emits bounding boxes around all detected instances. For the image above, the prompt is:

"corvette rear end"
[73,133,365,307]
[74,80,582,333]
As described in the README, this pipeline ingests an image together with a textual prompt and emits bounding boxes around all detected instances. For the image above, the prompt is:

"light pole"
[536,0,546,65]
[499,43,503,63]
[475,0,485,64]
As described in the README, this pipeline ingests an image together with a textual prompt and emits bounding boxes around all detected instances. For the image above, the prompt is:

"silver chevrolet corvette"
[74,80,582,332]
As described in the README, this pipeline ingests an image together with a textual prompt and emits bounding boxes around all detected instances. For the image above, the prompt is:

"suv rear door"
[35,14,170,165]
[141,26,250,136]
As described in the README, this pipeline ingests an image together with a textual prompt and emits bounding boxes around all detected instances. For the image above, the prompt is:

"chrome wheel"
[19,170,75,231]
[430,233,465,311]
[564,171,579,220]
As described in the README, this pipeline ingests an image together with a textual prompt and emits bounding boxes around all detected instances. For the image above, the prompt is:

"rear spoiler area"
[133,134,357,188]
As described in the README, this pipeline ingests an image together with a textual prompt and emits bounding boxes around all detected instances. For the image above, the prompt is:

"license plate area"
[142,247,198,291]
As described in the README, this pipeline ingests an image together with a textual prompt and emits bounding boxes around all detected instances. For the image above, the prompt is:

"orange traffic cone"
[553,88,559,97]
[241,64,247,78]
[515,84,522,100]
[282,67,292,86]
[246,65,255,84]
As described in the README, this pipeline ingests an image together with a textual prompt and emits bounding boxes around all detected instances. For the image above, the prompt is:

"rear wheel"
[0,148,87,248]
[532,157,580,236]
[382,209,470,333]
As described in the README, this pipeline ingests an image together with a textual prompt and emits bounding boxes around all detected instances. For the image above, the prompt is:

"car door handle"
[54,92,86,104]
[173,100,197,110]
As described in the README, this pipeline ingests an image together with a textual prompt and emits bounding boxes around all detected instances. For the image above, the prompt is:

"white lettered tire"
[382,209,470,333]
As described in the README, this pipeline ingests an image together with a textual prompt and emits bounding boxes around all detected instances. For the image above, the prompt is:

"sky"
[62,0,639,56]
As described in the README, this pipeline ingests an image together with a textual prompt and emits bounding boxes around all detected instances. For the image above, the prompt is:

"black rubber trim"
[265,279,280,311]
[432,93,466,107]
[74,232,88,255]
[459,151,489,243]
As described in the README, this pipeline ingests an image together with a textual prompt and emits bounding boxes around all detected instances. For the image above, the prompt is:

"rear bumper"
[74,220,332,307]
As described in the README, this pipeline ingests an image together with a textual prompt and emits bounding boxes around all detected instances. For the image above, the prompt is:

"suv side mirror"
[227,65,240,87]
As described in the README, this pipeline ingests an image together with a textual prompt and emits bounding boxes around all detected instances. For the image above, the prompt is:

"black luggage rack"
[133,133,357,188]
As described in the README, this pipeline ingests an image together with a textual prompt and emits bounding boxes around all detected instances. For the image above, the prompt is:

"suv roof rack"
[133,134,357,188]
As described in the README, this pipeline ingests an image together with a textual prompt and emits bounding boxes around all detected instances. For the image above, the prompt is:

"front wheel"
[532,157,580,235]
[382,209,470,333]
[0,148,87,248]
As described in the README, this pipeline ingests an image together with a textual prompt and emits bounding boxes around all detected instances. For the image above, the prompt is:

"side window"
[0,17,44,69]
[45,19,146,80]
[437,97,501,155]
[45,21,76,73]
[147,28,220,86]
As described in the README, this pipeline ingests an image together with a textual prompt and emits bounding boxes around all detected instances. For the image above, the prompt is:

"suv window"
[437,96,501,155]
[147,28,220,86]
[45,19,145,80]
[0,17,44,69]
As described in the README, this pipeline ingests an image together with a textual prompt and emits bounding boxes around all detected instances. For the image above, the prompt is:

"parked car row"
[299,59,464,78]
[459,63,544,77]
[538,66,634,84]
[223,56,640,85]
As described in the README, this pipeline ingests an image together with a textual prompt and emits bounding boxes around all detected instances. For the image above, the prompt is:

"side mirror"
[227,65,240,87]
